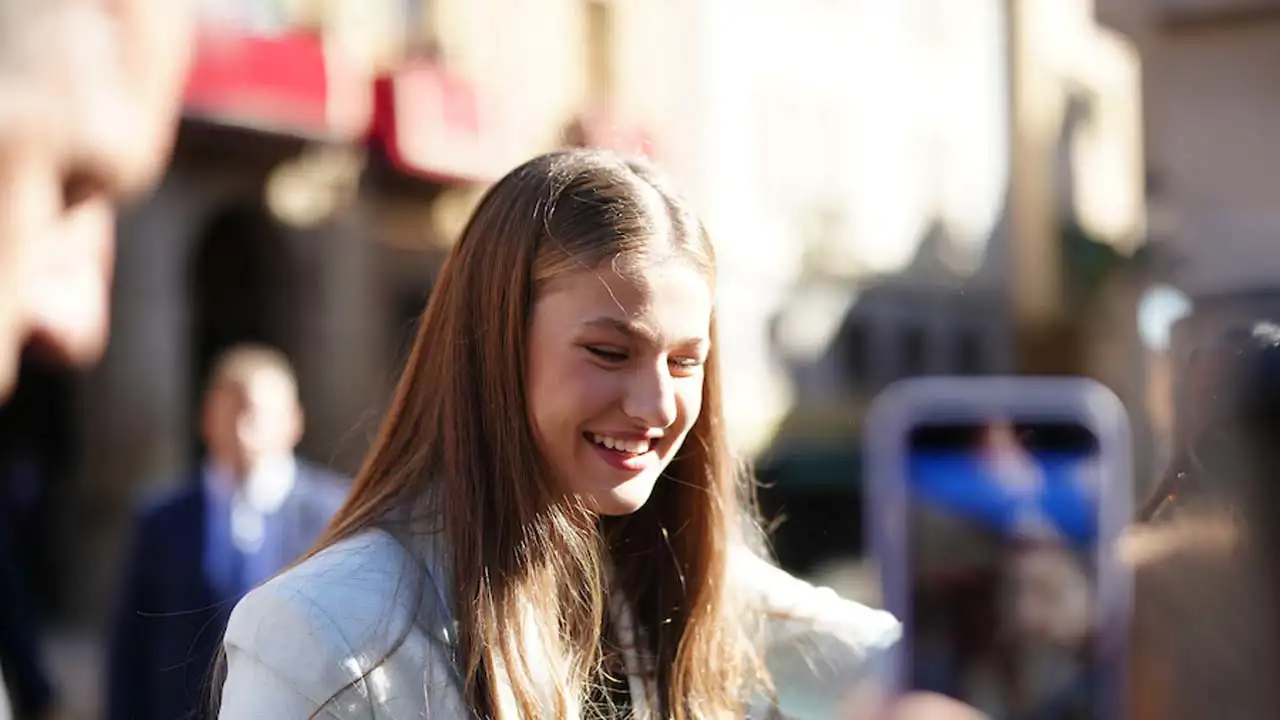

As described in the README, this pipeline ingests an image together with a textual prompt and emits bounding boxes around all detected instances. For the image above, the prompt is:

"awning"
[183,27,371,140]
[369,62,493,185]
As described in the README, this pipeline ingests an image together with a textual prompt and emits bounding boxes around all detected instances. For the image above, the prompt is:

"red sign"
[184,28,361,137]
[371,62,492,184]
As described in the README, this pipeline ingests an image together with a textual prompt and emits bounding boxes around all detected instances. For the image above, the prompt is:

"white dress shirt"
[203,455,298,593]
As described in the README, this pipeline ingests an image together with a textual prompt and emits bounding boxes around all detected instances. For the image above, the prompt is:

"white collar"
[204,454,298,515]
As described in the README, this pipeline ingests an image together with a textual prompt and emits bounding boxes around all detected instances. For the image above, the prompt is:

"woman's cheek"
[677,380,704,424]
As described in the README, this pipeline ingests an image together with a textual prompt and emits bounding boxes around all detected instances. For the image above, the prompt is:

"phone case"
[863,376,1133,719]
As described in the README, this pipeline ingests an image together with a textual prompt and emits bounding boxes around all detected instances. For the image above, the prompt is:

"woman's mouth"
[585,432,653,455]
[584,432,659,473]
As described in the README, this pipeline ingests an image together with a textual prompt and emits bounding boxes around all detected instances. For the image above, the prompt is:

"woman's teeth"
[589,433,652,455]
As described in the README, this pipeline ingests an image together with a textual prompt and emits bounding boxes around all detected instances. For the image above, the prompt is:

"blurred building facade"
[703,0,1146,446]
[0,0,1151,624]
[56,0,685,623]
[1095,0,1280,453]
[1100,0,1280,304]
[722,0,1148,569]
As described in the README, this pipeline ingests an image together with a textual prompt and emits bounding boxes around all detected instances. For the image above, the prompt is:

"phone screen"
[905,421,1107,720]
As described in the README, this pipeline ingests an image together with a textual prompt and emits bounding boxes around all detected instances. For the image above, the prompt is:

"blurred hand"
[848,692,991,720]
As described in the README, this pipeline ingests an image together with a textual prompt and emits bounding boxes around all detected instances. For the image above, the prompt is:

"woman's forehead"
[545,255,708,299]
[536,261,713,339]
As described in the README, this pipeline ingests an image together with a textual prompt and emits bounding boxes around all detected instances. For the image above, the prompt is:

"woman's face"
[527,255,712,515]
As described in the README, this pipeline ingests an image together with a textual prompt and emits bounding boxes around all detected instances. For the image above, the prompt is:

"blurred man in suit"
[107,345,349,720]
[0,2,192,717]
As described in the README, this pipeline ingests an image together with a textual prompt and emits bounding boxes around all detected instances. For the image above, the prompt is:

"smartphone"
[865,377,1132,720]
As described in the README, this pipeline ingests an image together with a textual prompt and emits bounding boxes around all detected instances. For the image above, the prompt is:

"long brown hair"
[308,150,766,717]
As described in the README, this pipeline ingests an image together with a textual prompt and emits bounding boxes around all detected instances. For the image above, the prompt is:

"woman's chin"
[579,475,660,516]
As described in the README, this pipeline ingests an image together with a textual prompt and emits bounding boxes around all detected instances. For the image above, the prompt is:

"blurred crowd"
[3,0,1280,719]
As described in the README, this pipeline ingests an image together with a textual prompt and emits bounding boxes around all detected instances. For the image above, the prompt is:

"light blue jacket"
[219,522,899,719]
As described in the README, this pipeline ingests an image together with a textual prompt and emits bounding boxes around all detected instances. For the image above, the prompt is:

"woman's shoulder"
[221,528,465,717]
[223,529,428,685]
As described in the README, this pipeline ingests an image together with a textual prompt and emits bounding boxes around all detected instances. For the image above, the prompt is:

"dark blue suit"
[106,462,347,720]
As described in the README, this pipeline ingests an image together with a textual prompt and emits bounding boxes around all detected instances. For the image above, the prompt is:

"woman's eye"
[587,347,628,363]
[670,356,705,374]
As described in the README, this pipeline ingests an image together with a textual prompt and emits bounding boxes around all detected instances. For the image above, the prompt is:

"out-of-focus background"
[2,0,1276,715]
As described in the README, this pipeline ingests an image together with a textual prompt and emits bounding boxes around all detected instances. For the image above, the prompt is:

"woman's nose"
[622,363,677,429]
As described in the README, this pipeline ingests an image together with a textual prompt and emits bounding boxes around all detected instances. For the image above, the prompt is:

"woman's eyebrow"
[580,316,706,347]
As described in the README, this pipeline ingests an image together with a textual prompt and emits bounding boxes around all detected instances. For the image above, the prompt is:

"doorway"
[188,203,298,465]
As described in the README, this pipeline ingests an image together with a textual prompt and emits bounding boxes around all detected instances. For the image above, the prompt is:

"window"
[840,321,871,388]
[585,0,616,103]
[1160,0,1280,10]
[1159,0,1280,28]
[196,0,292,33]
[900,326,928,378]
[956,329,985,375]
[404,0,440,59]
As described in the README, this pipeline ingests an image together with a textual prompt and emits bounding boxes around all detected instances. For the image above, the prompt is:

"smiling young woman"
[214,149,899,719]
